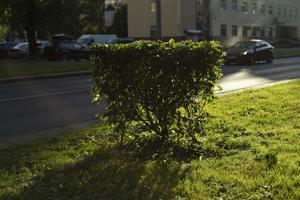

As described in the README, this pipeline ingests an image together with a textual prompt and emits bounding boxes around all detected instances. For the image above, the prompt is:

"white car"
[9,43,29,58]
[8,41,49,58]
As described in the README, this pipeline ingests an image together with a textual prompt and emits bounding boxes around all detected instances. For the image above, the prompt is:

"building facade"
[128,0,197,39]
[128,0,300,46]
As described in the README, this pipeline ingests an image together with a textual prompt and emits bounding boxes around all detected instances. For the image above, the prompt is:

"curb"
[275,55,300,59]
[0,119,99,148]
[217,78,300,96]
[1,57,300,84]
[0,70,90,84]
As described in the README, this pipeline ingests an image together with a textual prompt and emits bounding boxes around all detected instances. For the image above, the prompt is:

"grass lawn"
[0,60,91,79]
[0,81,299,200]
[274,48,300,58]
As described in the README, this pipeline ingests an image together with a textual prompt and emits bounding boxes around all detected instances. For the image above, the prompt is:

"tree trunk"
[25,0,37,59]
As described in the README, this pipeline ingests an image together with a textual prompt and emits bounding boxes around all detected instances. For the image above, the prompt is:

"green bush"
[91,39,223,156]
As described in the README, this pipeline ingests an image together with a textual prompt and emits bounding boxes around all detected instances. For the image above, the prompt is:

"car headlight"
[242,51,248,55]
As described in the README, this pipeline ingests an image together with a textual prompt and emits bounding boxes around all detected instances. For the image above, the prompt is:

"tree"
[0,0,105,57]
[110,4,127,37]
[80,0,105,33]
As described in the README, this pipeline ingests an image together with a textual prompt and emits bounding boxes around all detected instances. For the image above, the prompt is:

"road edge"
[0,70,90,84]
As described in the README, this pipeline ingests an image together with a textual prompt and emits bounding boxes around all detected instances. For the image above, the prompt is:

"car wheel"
[61,53,69,61]
[266,53,273,63]
[248,55,255,65]
[224,61,230,65]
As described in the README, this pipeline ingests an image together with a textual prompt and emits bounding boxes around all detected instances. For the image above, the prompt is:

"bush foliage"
[91,39,223,156]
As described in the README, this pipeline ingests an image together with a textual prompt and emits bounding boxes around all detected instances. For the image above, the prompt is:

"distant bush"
[91,39,223,158]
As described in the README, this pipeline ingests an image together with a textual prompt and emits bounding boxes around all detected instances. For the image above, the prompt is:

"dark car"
[46,34,90,61]
[225,39,274,65]
[108,38,135,44]
[0,42,18,59]
[54,41,90,61]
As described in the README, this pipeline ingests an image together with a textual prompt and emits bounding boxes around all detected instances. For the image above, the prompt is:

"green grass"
[0,81,299,200]
[274,48,300,58]
[0,60,91,79]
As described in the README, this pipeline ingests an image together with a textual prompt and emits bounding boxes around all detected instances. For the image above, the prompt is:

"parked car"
[8,41,50,59]
[108,38,135,44]
[77,34,117,45]
[49,41,90,61]
[46,34,82,61]
[0,42,18,59]
[8,42,29,59]
[225,39,274,65]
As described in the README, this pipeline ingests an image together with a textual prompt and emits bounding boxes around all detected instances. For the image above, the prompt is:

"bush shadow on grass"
[5,147,188,200]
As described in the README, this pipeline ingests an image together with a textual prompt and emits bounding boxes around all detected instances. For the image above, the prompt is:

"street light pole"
[156,0,161,39]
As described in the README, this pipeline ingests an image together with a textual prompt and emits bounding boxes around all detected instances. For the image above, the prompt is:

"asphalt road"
[1,57,300,143]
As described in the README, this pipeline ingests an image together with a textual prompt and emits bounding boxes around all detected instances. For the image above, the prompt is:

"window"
[252,27,258,37]
[283,8,287,17]
[277,8,281,17]
[268,27,273,38]
[232,0,238,11]
[220,0,226,10]
[221,24,227,36]
[243,26,248,37]
[289,9,293,18]
[150,26,157,37]
[252,3,257,15]
[232,25,238,36]
[269,6,273,15]
[261,27,265,37]
[242,2,248,14]
[150,1,156,13]
[260,5,265,15]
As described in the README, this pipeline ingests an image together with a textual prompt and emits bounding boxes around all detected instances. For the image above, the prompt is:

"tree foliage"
[0,0,105,56]
[91,40,224,157]
[110,4,127,37]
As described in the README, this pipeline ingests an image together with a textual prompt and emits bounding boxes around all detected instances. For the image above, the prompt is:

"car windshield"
[231,41,256,48]
[77,38,91,44]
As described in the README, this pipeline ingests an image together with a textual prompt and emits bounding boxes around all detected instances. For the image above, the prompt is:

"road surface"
[1,57,300,143]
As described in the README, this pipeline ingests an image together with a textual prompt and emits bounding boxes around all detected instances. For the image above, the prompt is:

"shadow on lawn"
[7,148,187,200]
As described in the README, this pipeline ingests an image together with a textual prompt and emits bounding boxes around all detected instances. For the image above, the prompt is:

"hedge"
[91,39,223,155]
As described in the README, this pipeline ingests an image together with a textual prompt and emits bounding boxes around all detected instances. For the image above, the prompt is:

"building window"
[260,5,265,15]
[252,27,258,37]
[252,3,257,15]
[277,8,281,17]
[243,26,248,37]
[242,2,248,14]
[150,1,156,13]
[220,0,226,10]
[289,9,293,18]
[268,27,273,38]
[150,26,157,37]
[232,0,238,11]
[221,24,227,36]
[283,8,287,17]
[261,27,265,37]
[232,25,238,36]
[269,6,273,15]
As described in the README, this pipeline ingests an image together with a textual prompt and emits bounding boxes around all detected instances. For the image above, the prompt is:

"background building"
[128,0,300,46]
[128,0,197,40]
[208,0,300,46]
